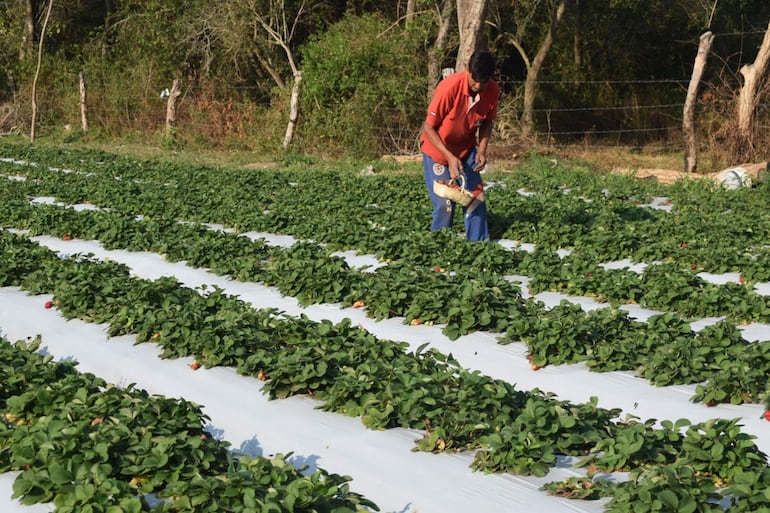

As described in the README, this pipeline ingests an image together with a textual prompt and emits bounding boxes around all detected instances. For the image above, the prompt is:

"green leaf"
[49,461,73,485]
[658,489,678,509]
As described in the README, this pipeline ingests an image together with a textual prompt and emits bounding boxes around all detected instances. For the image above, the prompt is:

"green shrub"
[298,14,427,159]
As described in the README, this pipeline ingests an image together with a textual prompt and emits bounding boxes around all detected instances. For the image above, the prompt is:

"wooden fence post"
[736,21,770,160]
[683,31,714,174]
[79,71,88,132]
[165,79,181,136]
[282,71,302,149]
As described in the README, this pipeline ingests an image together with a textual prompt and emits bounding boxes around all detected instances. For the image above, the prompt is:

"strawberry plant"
[0,337,378,512]
[680,418,768,486]
[576,418,689,472]
[605,463,722,513]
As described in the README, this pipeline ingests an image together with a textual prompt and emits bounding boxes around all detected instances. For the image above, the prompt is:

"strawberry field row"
[3,231,770,512]
[3,142,770,280]
[3,148,770,322]
[0,336,376,512]
[1,182,770,406]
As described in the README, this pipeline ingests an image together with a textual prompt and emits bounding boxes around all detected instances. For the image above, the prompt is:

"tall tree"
[455,0,489,71]
[20,0,37,61]
[507,0,568,137]
[30,0,52,141]
[427,0,455,92]
[736,21,770,160]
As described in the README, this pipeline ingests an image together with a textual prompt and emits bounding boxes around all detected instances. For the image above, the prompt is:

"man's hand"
[474,152,488,172]
[422,121,462,179]
[448,156,463,180]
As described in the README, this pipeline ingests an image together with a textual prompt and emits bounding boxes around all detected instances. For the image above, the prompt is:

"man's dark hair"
[468,50,496,82]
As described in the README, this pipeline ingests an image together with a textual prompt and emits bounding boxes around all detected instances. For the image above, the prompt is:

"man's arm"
[422,121,463,179]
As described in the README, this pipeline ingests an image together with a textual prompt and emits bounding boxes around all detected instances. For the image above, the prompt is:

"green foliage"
[298,13,426,158]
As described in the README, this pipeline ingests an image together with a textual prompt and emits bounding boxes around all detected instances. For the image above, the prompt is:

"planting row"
[2,142,770,279]
[3,231,770,512]
[2,190,770,406]
[0,336,377,512]
[2,151,770,321]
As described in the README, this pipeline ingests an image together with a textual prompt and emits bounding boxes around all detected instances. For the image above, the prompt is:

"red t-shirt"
[420,70,499,164]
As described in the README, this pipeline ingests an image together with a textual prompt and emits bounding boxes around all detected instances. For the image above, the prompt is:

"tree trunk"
[283,71,302,148]
[736,21,770,159]
[165,79,182,135]
[427,0,454,95]
[30,0,53,142]
[455,0,489,72]
[20,0,36,61]
[683,31,714,174]
[573,0,582,67]
[406,0,416,26]
[520,0,567,138]
[79,71,88,132]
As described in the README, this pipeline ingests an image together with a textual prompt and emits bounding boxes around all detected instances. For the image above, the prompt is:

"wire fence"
[21,72,770,161]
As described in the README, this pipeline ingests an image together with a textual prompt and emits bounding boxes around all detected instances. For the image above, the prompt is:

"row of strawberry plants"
[4,151,770,320]
[0,230,622,476]
[3,143,770,279]
[3,172,770,325]
[0,336,377,512]
[3,231,770,513]
[505,304,770,406]
[2,192,770,405]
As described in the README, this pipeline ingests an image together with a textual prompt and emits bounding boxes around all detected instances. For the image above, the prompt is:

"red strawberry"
[531,363,541,371]
[190,362,201,370]
[62,233,71,241]
[44,300,53,309]
[763,411,770,421]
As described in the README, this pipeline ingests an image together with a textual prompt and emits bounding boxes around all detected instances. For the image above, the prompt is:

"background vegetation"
[1,0,770,167]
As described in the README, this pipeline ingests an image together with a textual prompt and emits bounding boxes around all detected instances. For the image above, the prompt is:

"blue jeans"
[422,148,488,241]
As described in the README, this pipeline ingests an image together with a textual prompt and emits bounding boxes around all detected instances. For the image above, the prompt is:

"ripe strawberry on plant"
[763,411,770,421]
[44,300,53,309]
[62,233,71,241]
[190,362,201,370]
[257,370,268,381]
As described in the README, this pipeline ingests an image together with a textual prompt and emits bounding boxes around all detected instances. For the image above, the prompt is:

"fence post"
[165,79,182,136]
[79,71,88,132]
[683,31,714,174]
